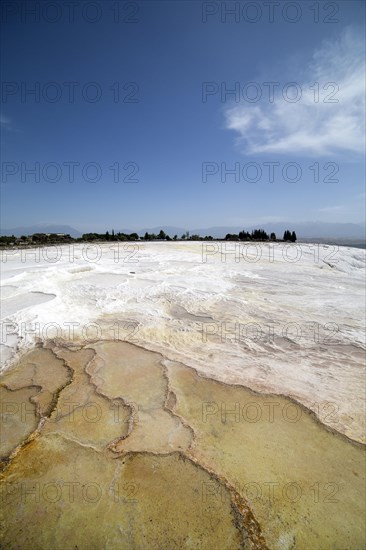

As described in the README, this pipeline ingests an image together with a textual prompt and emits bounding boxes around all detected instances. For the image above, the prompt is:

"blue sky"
[1,0,365,232]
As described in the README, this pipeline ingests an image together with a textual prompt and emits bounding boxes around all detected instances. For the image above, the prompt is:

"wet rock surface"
[1,341,365,549]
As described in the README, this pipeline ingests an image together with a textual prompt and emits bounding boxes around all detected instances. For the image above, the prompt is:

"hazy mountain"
[258,222,365,239]
[1,222,364,241]
[136,226,187,236]
[132,222,364,240]
[0,224,82,237]
[190,222,365,239]
[120,222,364,241]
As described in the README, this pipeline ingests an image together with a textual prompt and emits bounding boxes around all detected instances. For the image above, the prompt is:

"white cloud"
[0,114,17,132]
[225,28,365,156]
[316,205,344,213]
[0,115,11,127]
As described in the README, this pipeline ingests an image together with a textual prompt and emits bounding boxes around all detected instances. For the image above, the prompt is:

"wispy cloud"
[0,115,11,128]
[0,114,18,132]
[225,28,365,156]
[316,205,344,213]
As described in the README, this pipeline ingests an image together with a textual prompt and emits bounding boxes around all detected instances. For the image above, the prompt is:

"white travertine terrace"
[1,241,365,442]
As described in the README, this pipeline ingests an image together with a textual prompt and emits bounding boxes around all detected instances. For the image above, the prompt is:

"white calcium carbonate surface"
[1,241,365,441]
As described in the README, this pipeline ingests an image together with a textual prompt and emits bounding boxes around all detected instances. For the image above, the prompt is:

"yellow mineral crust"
[0,341,365,550]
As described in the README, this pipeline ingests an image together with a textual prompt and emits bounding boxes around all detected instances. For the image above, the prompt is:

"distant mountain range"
[0,224,82,238]
[193,222,366,240]
[1,222,365,241]
[125,222,366,240]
